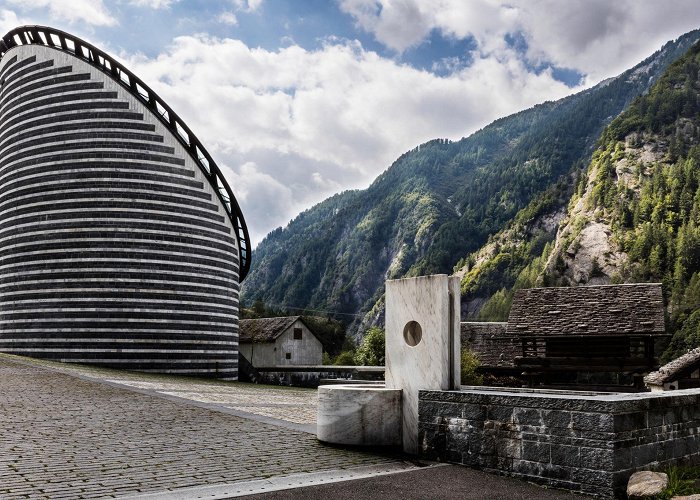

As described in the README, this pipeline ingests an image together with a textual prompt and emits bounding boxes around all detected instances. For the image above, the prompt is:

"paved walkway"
[0,354,581,499]
[0,355,399,499]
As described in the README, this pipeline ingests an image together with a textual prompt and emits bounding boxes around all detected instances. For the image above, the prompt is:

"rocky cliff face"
[543,134,674,286]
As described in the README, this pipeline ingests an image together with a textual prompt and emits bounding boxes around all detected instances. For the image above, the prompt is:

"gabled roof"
[461,322,517,367]
[644,347,700,386]
[239,316,304,343]
[506,283,665,337]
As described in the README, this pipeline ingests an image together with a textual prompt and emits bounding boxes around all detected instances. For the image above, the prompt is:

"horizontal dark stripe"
[0,209,231,235]
[0,230,236,256]
[0,188,215,216]
[0,101,129,132]
[1,199,225,224]
[0,351,237,362]
[0,281,237,298]
[2,290,237,307]
[0,149,186,175]
[0,319,232,332]
[0,120,157,149]
[1,80,102,116]
[0,307,234,320]
[2,60,57,90]
[0,220,233,246]
[2,130,165,159]
[0,54,20,80]
[1,249,238,272]
[0,270,237,288]
[0,342,237,352]
[0,111,148,144]
[1,91,118,124]
[1,168,202,193]
[1,73,93,109]
[4,299,236,314]
[2,257,238,277]
[1,138,176,168]
[1,331,238,342]
[0,238,233,261]
[0,179,212,206]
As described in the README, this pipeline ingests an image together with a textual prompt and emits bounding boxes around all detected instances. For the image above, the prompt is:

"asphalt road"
[241,463,583,500]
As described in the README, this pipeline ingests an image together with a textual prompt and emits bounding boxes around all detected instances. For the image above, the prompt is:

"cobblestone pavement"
[0,356,402,499]
[102,379,317,426]
[0,354,318,429]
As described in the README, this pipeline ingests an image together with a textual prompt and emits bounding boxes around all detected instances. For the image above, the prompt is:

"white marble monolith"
[385,274,461,454]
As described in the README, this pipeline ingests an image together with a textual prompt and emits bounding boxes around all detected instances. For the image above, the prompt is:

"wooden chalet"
[506,283,667,390]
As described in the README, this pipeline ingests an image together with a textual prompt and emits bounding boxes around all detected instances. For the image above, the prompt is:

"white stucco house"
[238,316,324,367]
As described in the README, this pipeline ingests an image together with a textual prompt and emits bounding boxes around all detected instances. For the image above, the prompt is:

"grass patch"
[655,466,700,499]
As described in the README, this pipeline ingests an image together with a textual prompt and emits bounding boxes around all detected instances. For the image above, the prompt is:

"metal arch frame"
[0,25,251,280]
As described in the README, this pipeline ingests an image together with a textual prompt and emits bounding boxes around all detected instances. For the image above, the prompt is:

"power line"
[245,301,365,318]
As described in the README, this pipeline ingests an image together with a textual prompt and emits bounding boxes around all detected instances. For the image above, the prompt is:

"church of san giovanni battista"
[0,26,250,379]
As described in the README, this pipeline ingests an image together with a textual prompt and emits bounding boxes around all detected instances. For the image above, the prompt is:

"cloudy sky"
[1,1,700,245]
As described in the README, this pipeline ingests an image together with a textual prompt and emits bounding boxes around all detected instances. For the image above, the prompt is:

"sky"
[1,1,700,245]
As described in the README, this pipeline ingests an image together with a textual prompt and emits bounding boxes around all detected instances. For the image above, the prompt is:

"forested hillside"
[242,30,700,338]
[465,36,700,362]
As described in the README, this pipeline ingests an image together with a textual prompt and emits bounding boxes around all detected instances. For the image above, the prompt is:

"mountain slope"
[533,39,700,362]
[242,30,700,337]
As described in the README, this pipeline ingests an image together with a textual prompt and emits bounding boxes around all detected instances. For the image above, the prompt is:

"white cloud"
[128,0,178,9]
[6,0,117,26]
[339,0,700,84]
[218,11,238,26]
[0,9,22,34]
[228,0,263,13]
[125,34,575,244]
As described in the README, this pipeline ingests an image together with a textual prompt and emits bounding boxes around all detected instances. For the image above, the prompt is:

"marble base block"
[317,385,401,446]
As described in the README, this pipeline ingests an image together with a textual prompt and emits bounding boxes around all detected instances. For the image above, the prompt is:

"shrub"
[354,327,385,366]
[461,348,483,385]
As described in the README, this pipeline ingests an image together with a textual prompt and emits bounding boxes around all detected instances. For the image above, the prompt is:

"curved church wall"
[0,41,242,378]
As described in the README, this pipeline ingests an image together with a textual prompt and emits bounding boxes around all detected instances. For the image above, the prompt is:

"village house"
[463,283,668,391]
[239,316,323,367]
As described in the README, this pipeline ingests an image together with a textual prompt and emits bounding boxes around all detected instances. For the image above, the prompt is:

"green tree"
[333,350,356,366]
[354,327,385,366]
[461,348,483,385]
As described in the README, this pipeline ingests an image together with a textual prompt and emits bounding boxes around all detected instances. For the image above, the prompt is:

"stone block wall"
[419,388,700,497]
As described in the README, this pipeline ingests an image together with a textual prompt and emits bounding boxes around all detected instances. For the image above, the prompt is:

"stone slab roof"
[644,347,700,386]
[461,322,517,368]
[239,316,302,343]
[506,283,665,337]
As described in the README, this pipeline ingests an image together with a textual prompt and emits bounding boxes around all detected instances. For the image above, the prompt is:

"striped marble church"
[0,26,250,379]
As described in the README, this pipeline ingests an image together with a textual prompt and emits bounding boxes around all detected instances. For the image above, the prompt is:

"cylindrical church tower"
[0,26,250,379]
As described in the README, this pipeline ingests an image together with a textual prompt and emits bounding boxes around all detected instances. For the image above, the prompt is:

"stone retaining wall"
[419,387,700,497]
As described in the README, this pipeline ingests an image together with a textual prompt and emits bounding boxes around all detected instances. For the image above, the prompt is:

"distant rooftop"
[506,283,665,337]
[645,347,700,386]
[239,316,304,343]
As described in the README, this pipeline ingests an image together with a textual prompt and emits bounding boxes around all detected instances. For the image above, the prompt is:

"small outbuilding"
[645,348,700,391]
[239,316,323,367]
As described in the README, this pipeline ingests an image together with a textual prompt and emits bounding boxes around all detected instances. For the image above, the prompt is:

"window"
[285,352,291,360]
[293,328,302,340]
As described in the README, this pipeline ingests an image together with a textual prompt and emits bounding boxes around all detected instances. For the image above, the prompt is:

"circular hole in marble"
[403,320,422,347]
